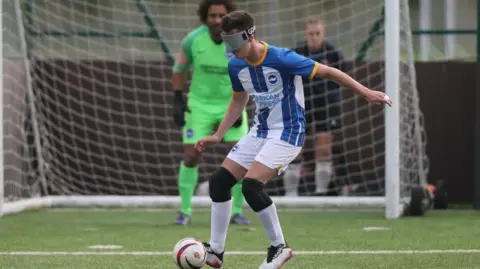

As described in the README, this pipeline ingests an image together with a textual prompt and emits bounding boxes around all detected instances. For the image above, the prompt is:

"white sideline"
[1,249,480,256]
[47,208,382,213]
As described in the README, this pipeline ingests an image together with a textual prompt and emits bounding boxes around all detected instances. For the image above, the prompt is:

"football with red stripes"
[173,238,207,269]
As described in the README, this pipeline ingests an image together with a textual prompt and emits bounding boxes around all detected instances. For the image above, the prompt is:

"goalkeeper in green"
[171,0,251,225]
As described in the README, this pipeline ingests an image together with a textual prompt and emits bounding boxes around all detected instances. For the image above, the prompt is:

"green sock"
[231,181,244,215]
[178,162,198,216]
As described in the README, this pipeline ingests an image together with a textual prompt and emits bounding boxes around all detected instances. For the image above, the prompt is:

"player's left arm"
[283,50,392,106]
[315,63,391,106]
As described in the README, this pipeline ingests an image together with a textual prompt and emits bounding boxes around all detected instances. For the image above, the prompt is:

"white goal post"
[1,0,428,219]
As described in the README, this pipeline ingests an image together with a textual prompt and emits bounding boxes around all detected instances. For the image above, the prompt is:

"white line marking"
[88,245,123,250]
[47,208,382,213]
[363,226,391,231]
[1,250,479,256]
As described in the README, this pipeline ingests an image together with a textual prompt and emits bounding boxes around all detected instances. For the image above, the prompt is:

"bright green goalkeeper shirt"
[173,25,234,111]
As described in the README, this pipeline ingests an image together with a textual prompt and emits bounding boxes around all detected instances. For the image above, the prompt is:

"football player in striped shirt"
[195,10,392,269]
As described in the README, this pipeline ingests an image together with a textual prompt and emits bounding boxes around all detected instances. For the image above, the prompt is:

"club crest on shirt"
[266,73,280,86]
[231,144,239,152]
[186,128,194,138]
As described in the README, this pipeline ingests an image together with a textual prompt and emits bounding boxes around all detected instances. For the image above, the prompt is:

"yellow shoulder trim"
[309,62,320,79]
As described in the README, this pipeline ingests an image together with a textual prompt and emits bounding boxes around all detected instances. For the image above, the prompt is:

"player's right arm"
[214,63,249,139]
[171,34,194,126]
[194,64,249,152]
[195,91,248,152]
[215,91,249,139]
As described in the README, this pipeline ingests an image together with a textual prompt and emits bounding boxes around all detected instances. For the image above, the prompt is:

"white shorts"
[226,135,302,175]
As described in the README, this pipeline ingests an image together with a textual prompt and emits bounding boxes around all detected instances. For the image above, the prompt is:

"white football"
[173,238,207,269]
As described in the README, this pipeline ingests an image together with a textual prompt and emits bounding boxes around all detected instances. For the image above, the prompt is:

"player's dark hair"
[198,0,237,24]
[220,10,255,34]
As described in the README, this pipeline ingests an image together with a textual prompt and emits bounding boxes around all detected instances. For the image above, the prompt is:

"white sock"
[209,200,232,253]
[315,160,332,194]
[283,163,301,197]
[257,203,286,247]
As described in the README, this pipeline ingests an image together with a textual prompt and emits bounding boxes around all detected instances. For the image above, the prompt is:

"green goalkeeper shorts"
[182,104,248,144]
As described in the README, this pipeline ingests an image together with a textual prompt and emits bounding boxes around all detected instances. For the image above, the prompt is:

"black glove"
[172,91,190,126]
[233,116,243,128]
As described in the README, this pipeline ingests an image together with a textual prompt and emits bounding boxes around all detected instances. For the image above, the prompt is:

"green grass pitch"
[1,209,479,269]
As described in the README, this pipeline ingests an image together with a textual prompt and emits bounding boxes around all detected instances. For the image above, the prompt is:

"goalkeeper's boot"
[230,213,252,225]
[174,212,191,225]
[258,243,293,269]
[203,242,224,268]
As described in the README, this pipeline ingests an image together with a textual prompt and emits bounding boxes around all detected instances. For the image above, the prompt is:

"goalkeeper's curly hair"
[198,0,237,24]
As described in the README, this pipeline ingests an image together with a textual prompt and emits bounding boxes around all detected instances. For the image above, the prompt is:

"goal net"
[2,0,428,217]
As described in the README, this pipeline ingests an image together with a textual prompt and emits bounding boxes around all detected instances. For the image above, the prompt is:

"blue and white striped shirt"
[228,42,319,147]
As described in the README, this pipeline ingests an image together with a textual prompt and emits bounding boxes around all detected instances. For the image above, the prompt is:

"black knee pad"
[242,178,273,212]
[209,167,238,202]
